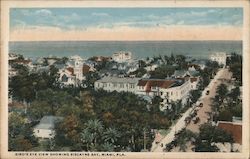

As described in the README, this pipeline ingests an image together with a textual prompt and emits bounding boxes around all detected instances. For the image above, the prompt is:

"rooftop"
[217,121,242,144]
[138,79,183,89]
[96,76,141,84]
[34,116,63,130]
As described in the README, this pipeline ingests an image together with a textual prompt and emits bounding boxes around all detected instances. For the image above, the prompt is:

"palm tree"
[80,129,94,151]
[85,119,103,146]
[102,142,115,152]
[103,127,121,144]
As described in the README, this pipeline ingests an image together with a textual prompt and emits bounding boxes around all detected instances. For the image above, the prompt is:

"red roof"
[138,80,148,86]
[66,67,74,75]
[190,77,198,83]
[138,79,176,92]
[218,121,242,144]
[82,64,90,74]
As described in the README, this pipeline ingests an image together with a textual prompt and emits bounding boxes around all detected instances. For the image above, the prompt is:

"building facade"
[112,51,132,63]
[94,76,140,93]
[210,52,228,66]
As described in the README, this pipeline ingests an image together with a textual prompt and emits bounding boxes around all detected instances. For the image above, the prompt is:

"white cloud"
[35,9,52,16]
[20,9,31,16]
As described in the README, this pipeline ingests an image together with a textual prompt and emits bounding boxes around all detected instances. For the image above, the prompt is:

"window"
[120,83,124,88]
[152,86,157,90]
[130,84,135,89]
[113,83,117,88]
[171,92,173,96]
[160,92,163,96]
[104,83,107,87]
[37,130,40,133]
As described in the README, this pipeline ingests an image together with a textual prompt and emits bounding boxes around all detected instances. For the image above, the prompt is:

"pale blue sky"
[10,8,243,31]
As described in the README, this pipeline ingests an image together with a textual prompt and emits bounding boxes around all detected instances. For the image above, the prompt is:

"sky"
[10,8,243,41]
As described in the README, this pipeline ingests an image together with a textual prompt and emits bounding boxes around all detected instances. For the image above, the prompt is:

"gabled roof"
[173,70,187,77]
[138,79,178,90]
[189,70,199,77]
[173,70,199,77]
[34,116,63,130]
[66,67,74,75]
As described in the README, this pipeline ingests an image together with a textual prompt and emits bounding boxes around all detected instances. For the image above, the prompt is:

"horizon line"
[9,40,243,42]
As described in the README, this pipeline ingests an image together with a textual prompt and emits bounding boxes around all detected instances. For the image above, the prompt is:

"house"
[173,70,199,78]
[136,78,192,110]
[136,79,176,97]
[59,55,87,86]
[112,51,132,63]
[33,116,63,139]
[144,64,159,72]
[190,77,200,90]
[94,76,140,93]
[90,56,112,62]
[8,65,18,77]
[217,121,242,144]
[210,52,228,66]
[58,67,76,86]
[191,60,207,70]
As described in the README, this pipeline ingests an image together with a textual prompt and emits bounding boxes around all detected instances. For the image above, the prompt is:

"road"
[151,68,232,152]
[186,68,232,133]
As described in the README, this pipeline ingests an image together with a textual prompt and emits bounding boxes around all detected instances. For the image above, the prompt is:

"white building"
[112,51,132,63]
[58,67,76,86]
[33,116,63,139]
[136,78,192,110]
[59,55,86,86]
[210,52,228,66]
[94,76,140,93]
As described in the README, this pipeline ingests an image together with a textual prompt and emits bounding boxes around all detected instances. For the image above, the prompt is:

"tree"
[8,112,38,151]
[82,72,100,89]
[227,53,242,86]
[85,119,104,147]
[150,65,175,79]
[218,109,233,121]
[194,123,233,152]
[103,127,121,144]
[80,128,95,151]
[216,84,228,100]
[189,90,201,104]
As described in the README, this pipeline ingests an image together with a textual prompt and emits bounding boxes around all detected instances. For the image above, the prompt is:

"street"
[151,68,232,152]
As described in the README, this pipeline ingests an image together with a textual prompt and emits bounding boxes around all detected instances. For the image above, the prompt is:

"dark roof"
[218,121,242,144]
[174,70,199,77]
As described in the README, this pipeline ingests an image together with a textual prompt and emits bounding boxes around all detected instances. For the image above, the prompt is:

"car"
[192,117,200,124]
[206,90,210,95]
[198,103,203,107]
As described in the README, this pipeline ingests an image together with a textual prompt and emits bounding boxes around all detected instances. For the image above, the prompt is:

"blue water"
[9,41,242,59]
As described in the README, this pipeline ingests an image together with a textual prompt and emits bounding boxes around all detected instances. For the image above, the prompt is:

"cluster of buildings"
[94,67,200,110]
[58,55,95,86]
